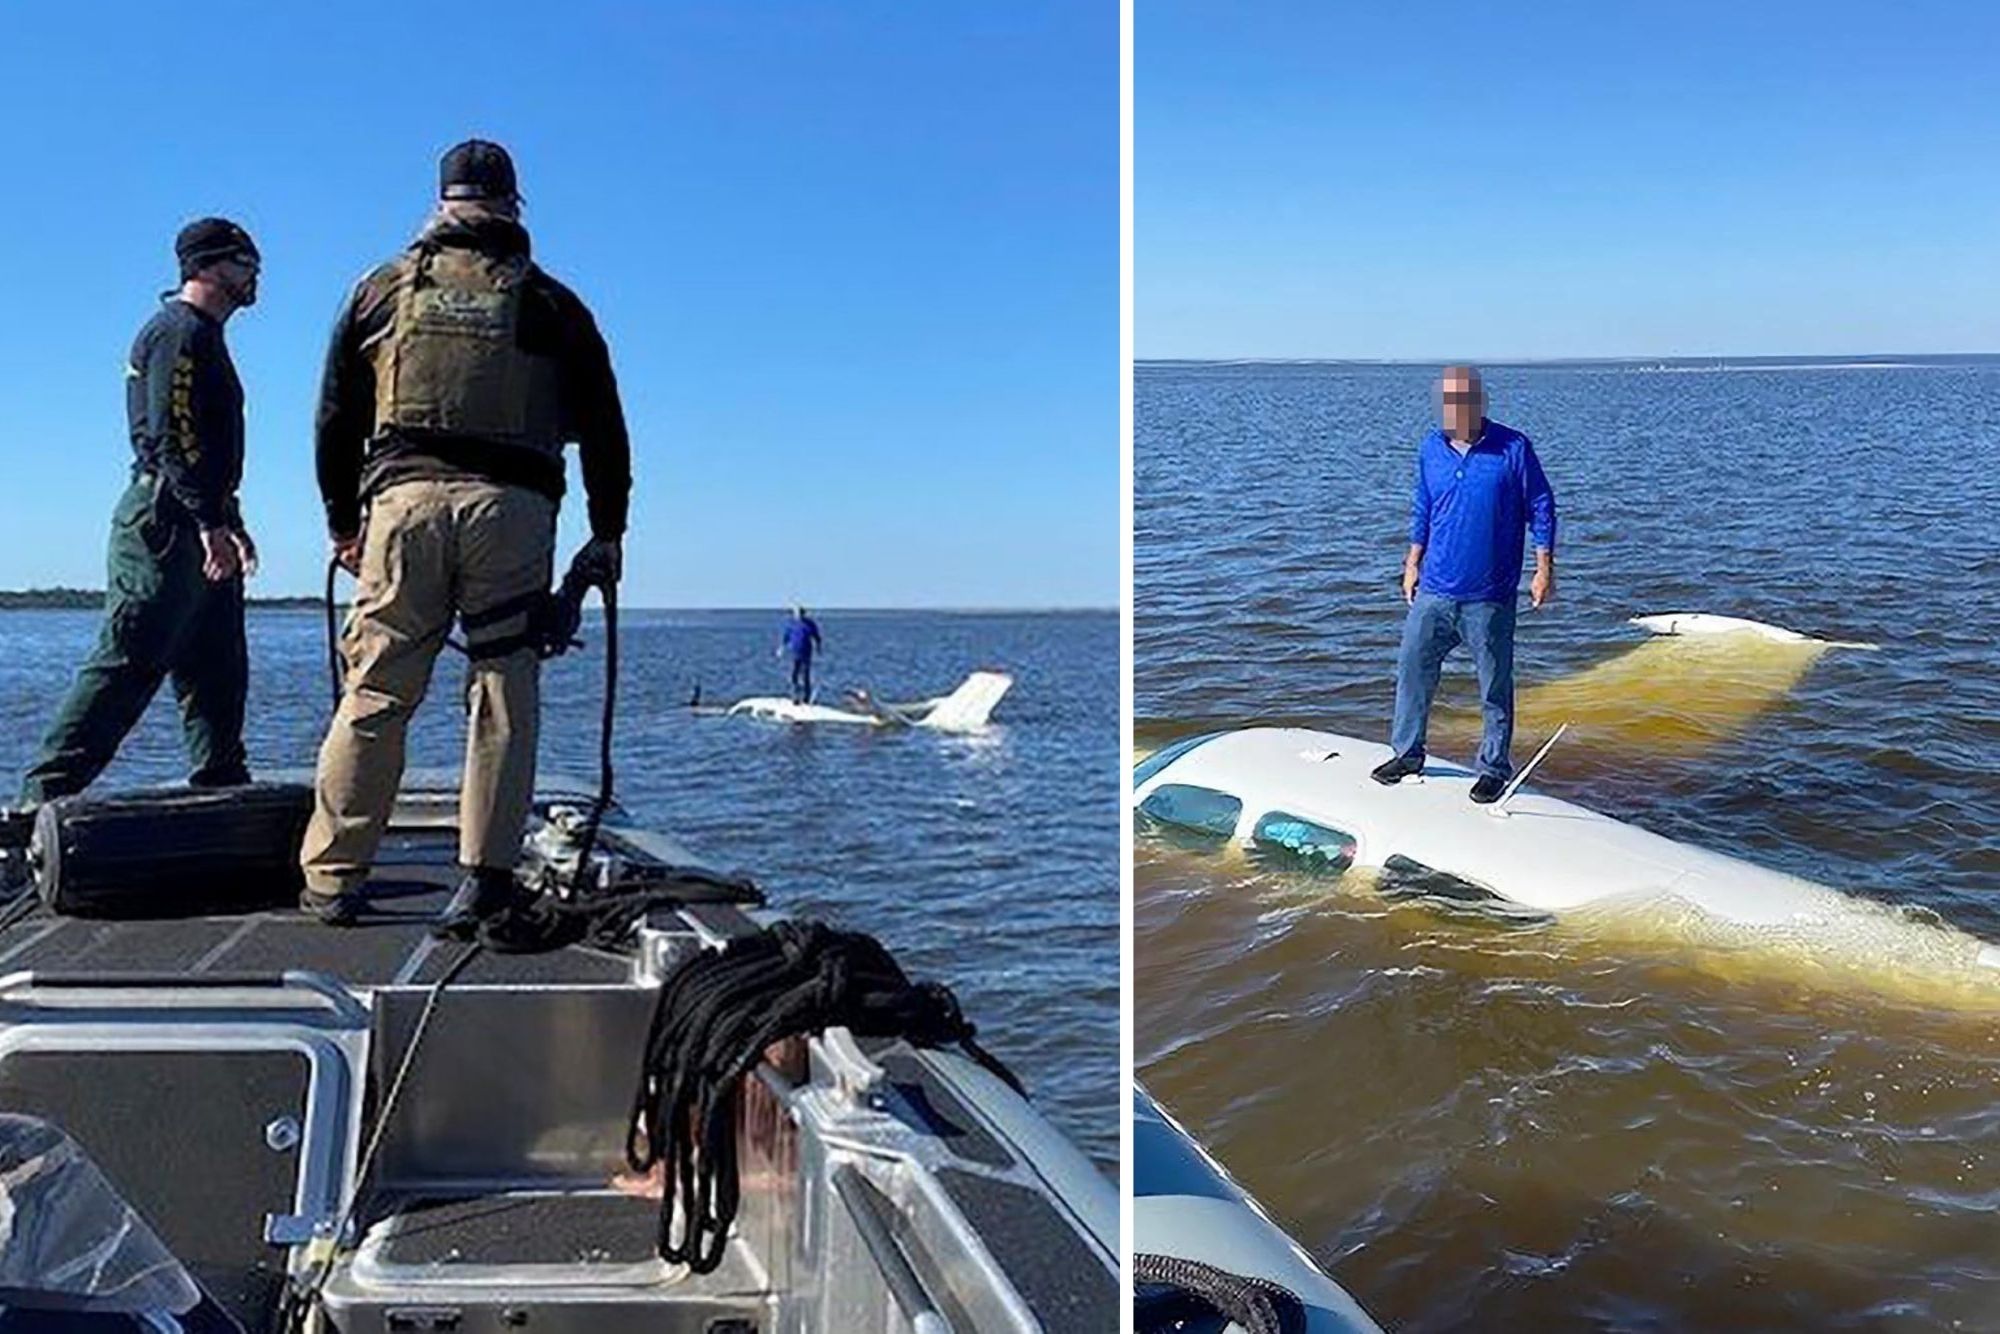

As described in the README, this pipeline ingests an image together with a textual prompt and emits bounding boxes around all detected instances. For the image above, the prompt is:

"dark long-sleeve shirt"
[314,213,632,541]
[1408,418,1556,603]
[127,299,243,529]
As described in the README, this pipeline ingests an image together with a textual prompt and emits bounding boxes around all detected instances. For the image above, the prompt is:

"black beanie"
[440,139,519,202]
[175,217,259,280]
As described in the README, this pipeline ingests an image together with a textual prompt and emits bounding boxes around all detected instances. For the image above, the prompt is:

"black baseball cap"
[440,139,520,203]
[175,217,259,279]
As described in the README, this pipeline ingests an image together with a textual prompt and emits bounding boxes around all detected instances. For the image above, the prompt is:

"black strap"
[462,630,540,662]
[461,588,548,632]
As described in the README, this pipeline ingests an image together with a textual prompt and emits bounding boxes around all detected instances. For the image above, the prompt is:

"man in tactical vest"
[19,219,261,805]
[299,140,631,932]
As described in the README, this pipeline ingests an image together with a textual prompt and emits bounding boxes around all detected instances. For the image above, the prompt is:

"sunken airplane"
[1134,615,2000,974]
[708,669,1014,733]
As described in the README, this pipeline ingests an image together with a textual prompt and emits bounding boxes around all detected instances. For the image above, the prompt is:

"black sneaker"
[299,887,365,927]
[1370,753,1426,785]
[1469,774,1507,804]
[434,868,520,941]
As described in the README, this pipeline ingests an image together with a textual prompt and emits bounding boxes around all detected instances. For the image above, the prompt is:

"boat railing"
[0,968,369,1025]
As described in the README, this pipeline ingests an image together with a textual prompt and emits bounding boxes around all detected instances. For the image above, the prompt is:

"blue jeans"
[790,656,813,704]
[1389,593,1517,780]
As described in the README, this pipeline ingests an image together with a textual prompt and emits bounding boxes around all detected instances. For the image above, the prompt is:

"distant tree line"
[0,588,320,610]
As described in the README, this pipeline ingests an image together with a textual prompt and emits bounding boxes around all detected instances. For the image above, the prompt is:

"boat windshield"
[1132,731,1227,790]
[0,1114,202,1317]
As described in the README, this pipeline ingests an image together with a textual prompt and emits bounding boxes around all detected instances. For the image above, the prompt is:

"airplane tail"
[917,670,1014,732]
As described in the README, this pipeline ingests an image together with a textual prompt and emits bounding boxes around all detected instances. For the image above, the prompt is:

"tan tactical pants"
[300,479,555,895]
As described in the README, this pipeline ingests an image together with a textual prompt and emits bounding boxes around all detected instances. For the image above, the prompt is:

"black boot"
[1469,774,1507,804]
[1370,752,1426,785]
[300,887,366,927]
[434,867,519,940]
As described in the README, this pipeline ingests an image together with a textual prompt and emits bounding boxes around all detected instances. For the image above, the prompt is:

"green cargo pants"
[21,477,250,804]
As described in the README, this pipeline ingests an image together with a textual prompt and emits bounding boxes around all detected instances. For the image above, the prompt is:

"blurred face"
[443,195,521,222]
[1440,367,1484,441]
[210,252,260,308]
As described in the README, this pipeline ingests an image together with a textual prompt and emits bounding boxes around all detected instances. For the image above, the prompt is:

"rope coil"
[625,919,1024,1274]
[1133,1252,1307,1334]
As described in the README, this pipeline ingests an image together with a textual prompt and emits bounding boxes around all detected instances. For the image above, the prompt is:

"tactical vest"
[368,245,563,454]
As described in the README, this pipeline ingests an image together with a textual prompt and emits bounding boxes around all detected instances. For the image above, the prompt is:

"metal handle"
[819,1026,887,1104]
[832,1164,951,1333]
[0,968,367,1024]
[4,971,284,988]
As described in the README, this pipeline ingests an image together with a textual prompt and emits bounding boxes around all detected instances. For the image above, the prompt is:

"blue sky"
[1141,0,2000,360]
[0,3,1115,606]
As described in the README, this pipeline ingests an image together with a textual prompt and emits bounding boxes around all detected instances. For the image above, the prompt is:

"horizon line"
[1137,350,2000,366]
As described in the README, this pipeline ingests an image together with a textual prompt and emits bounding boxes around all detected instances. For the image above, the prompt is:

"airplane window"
[1250,812,1357,874]
[1376,854,1549,925]
[1132,731,1227,790]
[1138,784,1242,840]
[1378,854,1502,904]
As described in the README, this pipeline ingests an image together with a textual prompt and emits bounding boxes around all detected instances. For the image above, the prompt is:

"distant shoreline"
[0,592,1113,616]
[0,589,322,611]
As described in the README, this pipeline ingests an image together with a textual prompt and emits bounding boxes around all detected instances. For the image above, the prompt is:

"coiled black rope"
[1133,1253,1307,1334]
[476,865,763,955]
[625,919,1025,1274]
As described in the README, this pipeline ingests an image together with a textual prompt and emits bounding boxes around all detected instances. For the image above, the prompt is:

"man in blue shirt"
[1372,366,1557,802]
[779,606,823,703]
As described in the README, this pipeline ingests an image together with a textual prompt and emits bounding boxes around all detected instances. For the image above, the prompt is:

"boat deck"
[0,793,1117,1333]
[0,817,765,1332]
[0,823,756,987]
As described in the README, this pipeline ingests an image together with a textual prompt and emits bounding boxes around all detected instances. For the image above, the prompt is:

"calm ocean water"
[1136,360,2000,1330]
[0,605,1118,1168]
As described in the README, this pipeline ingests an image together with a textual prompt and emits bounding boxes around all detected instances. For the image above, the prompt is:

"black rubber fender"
[33,783,315,918]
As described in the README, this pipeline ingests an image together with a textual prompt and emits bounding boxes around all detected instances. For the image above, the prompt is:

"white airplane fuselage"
[1136,726,2000,972]
[723,670,1012,734]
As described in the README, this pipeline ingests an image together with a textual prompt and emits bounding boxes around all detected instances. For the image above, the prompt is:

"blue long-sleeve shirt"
[782,616,821,662]
[1408,419,1556,603]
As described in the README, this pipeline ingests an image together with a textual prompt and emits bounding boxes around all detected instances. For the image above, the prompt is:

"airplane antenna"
[1491,721,1570,816]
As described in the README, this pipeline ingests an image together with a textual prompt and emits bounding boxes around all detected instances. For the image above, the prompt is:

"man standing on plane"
[780,606,823,704]
[1370,365,1556,803]
[20,219,262,804]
